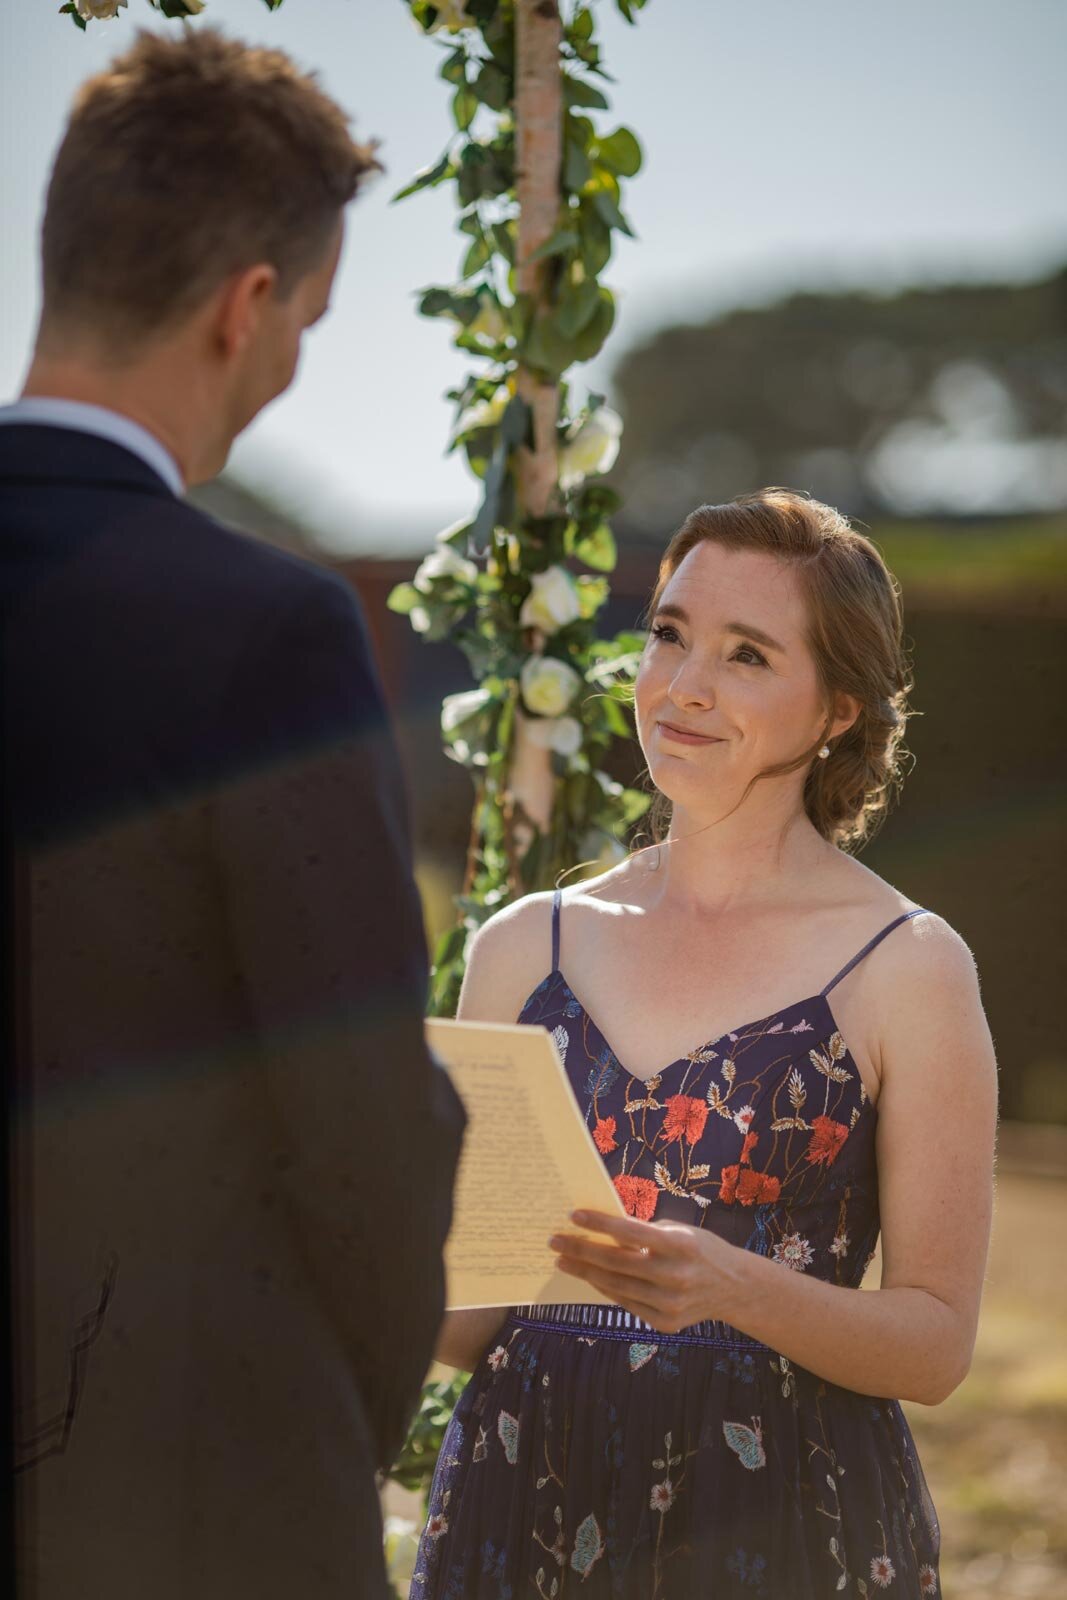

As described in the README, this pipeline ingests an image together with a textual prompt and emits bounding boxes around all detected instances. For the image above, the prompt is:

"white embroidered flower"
[918,1562,939,1594]
[731,1102,754,1131]
[558,406,623,490]
[829,1231,850,1256]
[413,543,478,593]
[74,0,129,17]
[519,713,583,757]
[870,1551,896,1587]
[519,565,582,634]
[771,1232,815,1272]
[486,1344,509,1371]
[424,0,473,32]
[649,1478,675,1515]
[425,1511,449,1540]
[520,655,582,718]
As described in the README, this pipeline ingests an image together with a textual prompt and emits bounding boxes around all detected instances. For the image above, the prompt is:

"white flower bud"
[412,544,478,594]
[558,406,623,491]
[520,655,582,718]
[519,566,582,634]
[440,688,491,735]
[410,605,432,635]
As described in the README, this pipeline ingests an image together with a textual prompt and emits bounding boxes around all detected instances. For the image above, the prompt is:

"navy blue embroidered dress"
[413,890,942,1599]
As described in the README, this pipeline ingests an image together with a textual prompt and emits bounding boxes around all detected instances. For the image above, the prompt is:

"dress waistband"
[508,1301,770,1351]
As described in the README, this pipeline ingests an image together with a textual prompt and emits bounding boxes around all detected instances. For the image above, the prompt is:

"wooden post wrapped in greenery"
[385,0,653,1531]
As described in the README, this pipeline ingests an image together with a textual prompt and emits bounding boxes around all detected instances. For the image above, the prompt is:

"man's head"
[33,26,381,481]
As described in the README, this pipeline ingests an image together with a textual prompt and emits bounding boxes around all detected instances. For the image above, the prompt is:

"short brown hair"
[631,488,916,853]
[41,26,382,348]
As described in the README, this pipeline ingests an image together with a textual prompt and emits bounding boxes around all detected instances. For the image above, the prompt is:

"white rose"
[519,566,582,634]
[413,544,478,594]
[74,0,129,17]
[558,406,623,491]
[425,0,473,31]
[441,687,492,736]
[521,656,582,718]
[520,714,583,757]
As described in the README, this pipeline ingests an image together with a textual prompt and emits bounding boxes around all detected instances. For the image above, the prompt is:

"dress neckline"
[518,967,880,1120]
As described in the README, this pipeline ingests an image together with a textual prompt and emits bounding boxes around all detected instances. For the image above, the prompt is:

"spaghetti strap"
[820,908,931,997]
[551,887,563,974]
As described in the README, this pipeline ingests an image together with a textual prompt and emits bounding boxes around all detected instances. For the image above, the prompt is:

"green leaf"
[490,221,516,266]
[452,86,478,132]
[577,204,612,275]
[563,75,610,111]
[474,61,510,111]
[60,2,87,28]
[555,277,601,339]
[572,521,617,572]
[563,135,593,193]
[391,151,454,203]
[571,287,616,361]
[524,226,579,266]
[594,126,643,177]
[591,189,636,238]
[439,47,467,86]
[461,234,493,278]
[524,313,574,380]
[570,6,594,42]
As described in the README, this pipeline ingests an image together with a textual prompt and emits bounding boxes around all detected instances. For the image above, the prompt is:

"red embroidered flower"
[593,1115,618,1154]
[661,1094,709,1145]
[805,1115,849,1167]
[739,1129,759,1166]
[719,1165,781,1206]
[613,1173,659,1220]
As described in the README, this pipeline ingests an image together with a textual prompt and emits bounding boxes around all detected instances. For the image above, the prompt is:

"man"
[1,27,466,1598]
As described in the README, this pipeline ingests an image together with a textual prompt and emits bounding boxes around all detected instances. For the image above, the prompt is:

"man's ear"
[212,263,278,359]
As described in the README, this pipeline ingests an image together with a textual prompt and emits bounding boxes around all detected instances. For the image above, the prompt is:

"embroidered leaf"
[552,1024,569,1065]
[788,1066,807,1109]
[497,1408,520,1464]
[771,1116,808,1131]
[688,1162,711,1180]
[628,1341,658,1371]
[569,1512,606,1576]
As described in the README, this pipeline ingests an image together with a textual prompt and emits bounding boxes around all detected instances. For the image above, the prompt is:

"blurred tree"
[606,264,1067,536]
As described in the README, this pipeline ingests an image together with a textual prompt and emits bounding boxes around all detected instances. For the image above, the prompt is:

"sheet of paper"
[426,1016,631,1309]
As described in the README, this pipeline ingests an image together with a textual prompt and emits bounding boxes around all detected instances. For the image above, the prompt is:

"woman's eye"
[649,623,767,668]
[735,644,768,667]
[649,622,680,643]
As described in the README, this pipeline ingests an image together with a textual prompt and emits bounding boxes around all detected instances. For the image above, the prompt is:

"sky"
[2,0,1065,554]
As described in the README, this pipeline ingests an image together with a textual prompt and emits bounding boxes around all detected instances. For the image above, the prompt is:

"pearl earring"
[818,745,831,759]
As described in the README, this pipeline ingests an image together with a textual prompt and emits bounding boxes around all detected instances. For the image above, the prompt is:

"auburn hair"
[626,488,917,855]
[40,25,382,348]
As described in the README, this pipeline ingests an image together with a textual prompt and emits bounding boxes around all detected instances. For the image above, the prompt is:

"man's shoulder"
[174,495,355,619]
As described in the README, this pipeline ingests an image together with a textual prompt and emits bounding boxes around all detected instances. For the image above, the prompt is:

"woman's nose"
[669,662,715,707]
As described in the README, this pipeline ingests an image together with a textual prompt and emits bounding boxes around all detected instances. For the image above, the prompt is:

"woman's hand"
[548,1209,748,1335]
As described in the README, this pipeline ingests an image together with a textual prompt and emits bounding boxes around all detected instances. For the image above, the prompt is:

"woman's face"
[634,538,839,811]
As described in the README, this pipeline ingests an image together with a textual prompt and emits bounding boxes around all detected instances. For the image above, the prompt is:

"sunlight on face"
[634,539,826,803]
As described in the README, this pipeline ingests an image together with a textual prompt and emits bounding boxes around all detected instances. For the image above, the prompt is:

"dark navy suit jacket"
[1,424,467,1597]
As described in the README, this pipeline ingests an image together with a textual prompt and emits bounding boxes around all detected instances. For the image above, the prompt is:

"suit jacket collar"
[0,422,178,500]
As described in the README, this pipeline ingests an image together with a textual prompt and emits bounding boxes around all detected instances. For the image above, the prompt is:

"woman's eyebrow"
[653,602,787,655]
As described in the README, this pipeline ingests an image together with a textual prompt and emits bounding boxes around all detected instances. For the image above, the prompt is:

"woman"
[413,489,998,1598]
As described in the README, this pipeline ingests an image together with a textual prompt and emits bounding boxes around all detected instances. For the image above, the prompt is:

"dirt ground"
[382,1126,1067,1597]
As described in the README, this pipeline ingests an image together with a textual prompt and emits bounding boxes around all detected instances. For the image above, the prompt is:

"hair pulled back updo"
[629,487,917,855]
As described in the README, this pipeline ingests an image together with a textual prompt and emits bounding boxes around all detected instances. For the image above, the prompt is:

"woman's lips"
[657,721,723,746]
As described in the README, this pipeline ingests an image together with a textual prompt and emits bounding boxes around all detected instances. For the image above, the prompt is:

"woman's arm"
[550,915,1000,1405]
[430,890,555,1375]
